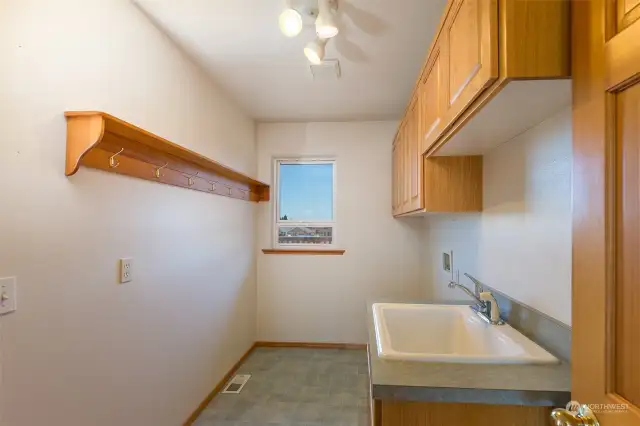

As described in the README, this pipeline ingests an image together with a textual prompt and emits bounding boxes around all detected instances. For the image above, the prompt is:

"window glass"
[278,163,334,222]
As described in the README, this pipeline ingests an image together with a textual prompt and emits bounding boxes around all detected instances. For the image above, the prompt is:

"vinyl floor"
[193,347,370,426]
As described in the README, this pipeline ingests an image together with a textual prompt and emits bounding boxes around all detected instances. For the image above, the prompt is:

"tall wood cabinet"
[392,0,570,217]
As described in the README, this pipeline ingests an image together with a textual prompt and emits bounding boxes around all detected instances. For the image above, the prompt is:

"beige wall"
[256,122,423,344]
[422,108,572,325]
[0,1,257,425]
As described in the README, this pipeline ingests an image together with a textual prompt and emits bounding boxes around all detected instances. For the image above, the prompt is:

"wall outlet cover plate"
[0,276,17,315]
[119,258,133,283]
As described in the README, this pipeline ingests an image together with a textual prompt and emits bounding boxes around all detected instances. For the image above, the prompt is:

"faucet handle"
[463,273,483,296]
[479,291,495,301]
[479,292,504,325]
[473,282,483,296]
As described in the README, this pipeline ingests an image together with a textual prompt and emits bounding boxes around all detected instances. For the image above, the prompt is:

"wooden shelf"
[65,111,270,202]
[261,249,346,255]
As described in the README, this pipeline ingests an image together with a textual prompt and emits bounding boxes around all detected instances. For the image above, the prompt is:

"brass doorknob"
[551,404,600,426]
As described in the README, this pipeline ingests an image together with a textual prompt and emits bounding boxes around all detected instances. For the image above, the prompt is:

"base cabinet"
[371,399,551,426]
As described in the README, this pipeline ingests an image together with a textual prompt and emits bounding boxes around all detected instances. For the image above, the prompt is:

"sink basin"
[373,303,559,365]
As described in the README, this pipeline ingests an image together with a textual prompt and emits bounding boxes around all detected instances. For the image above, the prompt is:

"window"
[274,158,336,248]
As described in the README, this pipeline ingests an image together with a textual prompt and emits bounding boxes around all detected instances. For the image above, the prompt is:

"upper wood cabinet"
[393,97,425,216]
[399,0,569,157]
[393,94,483,216]
[392,124,408,215]
[419,43,446,153]
[407,98,422,213]
[393,151,483,216]
[441,0,498,131]
[392,140,399,215]
[391,0,569,217]
[618,0,640,31]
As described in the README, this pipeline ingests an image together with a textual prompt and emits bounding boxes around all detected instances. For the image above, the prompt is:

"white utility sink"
[373,303,559,365]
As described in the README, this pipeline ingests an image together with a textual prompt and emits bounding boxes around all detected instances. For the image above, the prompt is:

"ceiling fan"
[278,0,339,64]
[277,0,387,65]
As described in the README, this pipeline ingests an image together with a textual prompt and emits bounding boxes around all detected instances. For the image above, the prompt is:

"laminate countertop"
[367,300,571,407]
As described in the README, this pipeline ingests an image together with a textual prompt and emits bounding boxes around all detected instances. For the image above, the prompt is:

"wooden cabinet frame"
[391,0,570,217]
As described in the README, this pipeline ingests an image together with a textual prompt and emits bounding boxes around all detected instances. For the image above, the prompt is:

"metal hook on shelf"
[185,171,199,187]
[226,185,232,195]
[154,162,168,179]
[109,148,124,169]
[208,181,217,192]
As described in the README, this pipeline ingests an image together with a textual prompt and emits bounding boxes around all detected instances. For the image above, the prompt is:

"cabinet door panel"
[402,123,410,213]
[442,0,498,129]
[615,82,640,409]
[408,101,423,212]
[619,0,640,31]
[420,46,445,154]
[392,141,398,215]
[396,125,407,215]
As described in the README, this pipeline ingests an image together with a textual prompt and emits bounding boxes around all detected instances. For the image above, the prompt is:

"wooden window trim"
[273,158,337,249]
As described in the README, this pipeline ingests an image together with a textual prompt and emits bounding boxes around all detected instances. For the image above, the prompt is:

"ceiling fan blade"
[339,0,389,37]
[334,35,369,63]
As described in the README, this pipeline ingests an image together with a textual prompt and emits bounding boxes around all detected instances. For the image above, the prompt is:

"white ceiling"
[135,0,447,122]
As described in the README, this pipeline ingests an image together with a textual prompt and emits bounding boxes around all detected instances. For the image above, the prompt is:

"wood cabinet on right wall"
[441,0,498,133]
[392,0,570,217]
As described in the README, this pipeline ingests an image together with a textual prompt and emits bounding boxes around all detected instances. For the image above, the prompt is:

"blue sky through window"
[279,163,333,221]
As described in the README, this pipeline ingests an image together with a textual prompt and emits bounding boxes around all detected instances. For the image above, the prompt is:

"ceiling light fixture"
[279,8,303,37]
[304,38,328,65]
[316,0,339,39]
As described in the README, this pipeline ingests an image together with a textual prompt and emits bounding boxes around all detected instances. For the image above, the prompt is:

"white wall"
[256,122,423,343]
[0,2,257,425]
[422,108,572,325]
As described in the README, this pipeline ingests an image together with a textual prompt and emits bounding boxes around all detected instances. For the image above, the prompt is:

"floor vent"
[222,374,251,394]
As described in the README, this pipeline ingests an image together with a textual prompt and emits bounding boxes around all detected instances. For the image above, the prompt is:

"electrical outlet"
[0,277,17,315]
[119,258,133,283]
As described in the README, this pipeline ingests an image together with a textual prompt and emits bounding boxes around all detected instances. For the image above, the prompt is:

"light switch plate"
[0,276,17,315]
[119,258,132,283]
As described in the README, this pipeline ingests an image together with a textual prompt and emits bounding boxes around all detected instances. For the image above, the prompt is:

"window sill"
[261,249,346,255]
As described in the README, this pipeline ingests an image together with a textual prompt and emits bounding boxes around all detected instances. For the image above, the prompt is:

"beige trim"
[255,341,366,349]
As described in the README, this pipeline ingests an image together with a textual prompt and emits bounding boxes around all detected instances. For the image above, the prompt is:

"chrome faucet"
[448,273,504,325]
[448,280,484,305]
[478,291,503,325]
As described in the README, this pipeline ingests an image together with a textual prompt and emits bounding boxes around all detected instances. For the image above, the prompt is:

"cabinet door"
[420,43,446,154]
[441,0,498,129]
[392,139,399,215]
[398,123,408,214]
[392,128,404,216]
[618,0,640,31]
[403,121,410,212]
[408,100,423,212]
